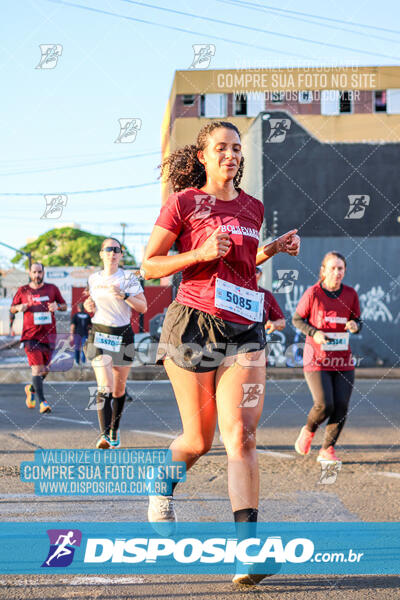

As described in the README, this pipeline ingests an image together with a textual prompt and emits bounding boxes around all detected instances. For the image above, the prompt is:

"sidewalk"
[0,363,399,383]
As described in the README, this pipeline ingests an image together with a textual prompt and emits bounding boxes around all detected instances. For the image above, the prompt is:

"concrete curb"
[0,364,399,383]
[0,337,21,351]
[0,365,167,383]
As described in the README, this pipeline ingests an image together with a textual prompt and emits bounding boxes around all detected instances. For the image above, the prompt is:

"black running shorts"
[156,300,266,372]
[84,323,135,366]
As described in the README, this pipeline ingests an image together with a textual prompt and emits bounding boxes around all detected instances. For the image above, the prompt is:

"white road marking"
[0,493,38,499]
[374,471,400,479]
[0,576,145,586]
[219,433,294,459]
[47,416,92,425]
[46,381,97,385]
[257,449,295,459]
[68,576,145,585]
[48,380,170,385]
[132,429,176,439]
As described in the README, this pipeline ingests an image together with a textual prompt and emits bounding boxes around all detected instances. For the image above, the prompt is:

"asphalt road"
[0,378,399,599]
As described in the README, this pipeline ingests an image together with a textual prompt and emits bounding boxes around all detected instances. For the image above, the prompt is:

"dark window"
[271,91,284,104]
[200,94,205,116]
[339,91,352,113]
[182,94,195,106]
[374,90,387,112]
[298,91,313,104]
[234,93,247,115]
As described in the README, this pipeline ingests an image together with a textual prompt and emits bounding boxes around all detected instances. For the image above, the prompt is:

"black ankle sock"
[111,393,126,433]
[32,375,45,402]
[234,508,258,541]
[234,508,258,523]
[158,476,179,497]
[97,392,112,436]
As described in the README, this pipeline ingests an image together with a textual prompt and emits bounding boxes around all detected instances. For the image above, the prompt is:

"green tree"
[11,227,136,268]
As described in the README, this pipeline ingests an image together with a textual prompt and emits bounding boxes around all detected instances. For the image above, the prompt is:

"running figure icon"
[345,195,370,219]
[45,531,77,566]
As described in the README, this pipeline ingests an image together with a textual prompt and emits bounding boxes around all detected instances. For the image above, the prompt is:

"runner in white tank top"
[84,237,147,449]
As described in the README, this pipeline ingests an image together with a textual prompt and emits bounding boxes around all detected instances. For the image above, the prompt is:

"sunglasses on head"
[103,246,122,253]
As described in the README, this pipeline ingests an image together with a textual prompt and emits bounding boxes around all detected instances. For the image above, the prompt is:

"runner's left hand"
[265,320,276,334]
[48,301,58,312]
[345,320,358,333]
[276,230,300,256]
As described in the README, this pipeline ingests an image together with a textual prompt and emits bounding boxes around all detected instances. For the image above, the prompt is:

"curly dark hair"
[160,121,244,193]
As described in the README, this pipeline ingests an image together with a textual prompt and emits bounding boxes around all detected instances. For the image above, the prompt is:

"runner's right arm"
[292,311,328,345]
[10,304,28,313]
[142,225,230,280]
[10,289,28,313]
[292,287,329,344]
[83,297,96,313]
[292,311,318,338]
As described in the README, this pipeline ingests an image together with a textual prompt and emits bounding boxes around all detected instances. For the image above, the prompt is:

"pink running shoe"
[294,426,315,456]
[317,446,341,462]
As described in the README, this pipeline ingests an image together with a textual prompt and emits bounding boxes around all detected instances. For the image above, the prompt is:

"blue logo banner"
[0,522,399,574]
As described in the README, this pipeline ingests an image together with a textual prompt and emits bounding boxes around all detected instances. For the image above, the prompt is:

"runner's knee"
[222,422,257,456]
[183,434,213,457]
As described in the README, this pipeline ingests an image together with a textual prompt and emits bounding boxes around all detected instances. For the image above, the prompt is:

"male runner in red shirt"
[10,262,67,413]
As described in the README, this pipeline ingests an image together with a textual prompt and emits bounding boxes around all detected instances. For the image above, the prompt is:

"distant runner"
[84,237,147,449]
[293,251,362,463]
[70,302,92,365]
[10,262,67,414]
[255,267,286,334]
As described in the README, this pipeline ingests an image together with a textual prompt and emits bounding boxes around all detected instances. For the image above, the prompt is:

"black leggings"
[304,370,355,449]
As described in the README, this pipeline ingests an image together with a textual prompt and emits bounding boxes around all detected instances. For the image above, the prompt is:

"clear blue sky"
[1,0,400,267]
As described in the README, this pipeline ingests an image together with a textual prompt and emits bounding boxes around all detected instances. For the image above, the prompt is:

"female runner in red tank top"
[142,121,300,586]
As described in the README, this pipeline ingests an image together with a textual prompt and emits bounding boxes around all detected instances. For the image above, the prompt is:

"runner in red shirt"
[255,267,286,367]
[142,121,300,586]
[10,262,67,413]
[292,251,361,463]
[255,267,285,334]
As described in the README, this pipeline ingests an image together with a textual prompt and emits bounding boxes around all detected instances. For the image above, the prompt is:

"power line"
[235,0,400,36]
[217,0,400,45]
[0,151,160,177]
[116,0,400,60]
[45,0,312,59]
[0,148,160,165]
[0,181,159,196]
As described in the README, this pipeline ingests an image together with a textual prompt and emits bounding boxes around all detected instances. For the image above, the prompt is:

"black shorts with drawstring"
[84,323,135,366]
[156,300,266,372]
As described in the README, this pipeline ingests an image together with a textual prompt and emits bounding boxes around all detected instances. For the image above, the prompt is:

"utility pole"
[120,223,127,245]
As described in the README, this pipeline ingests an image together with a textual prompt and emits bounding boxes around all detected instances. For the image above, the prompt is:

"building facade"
[162,66,400,201]
[161,66,400,366]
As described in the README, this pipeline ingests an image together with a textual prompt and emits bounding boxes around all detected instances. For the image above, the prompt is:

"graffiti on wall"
[266,279,400,366]
[355,285,393,323]
[284,283,397,324]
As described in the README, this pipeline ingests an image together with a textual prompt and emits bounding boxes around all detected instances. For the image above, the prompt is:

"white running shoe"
[148,494,177,535]
[232,573,271,586]
[232,559,281,586]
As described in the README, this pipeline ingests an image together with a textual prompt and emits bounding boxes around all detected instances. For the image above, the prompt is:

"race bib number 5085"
[215,278,264,322]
